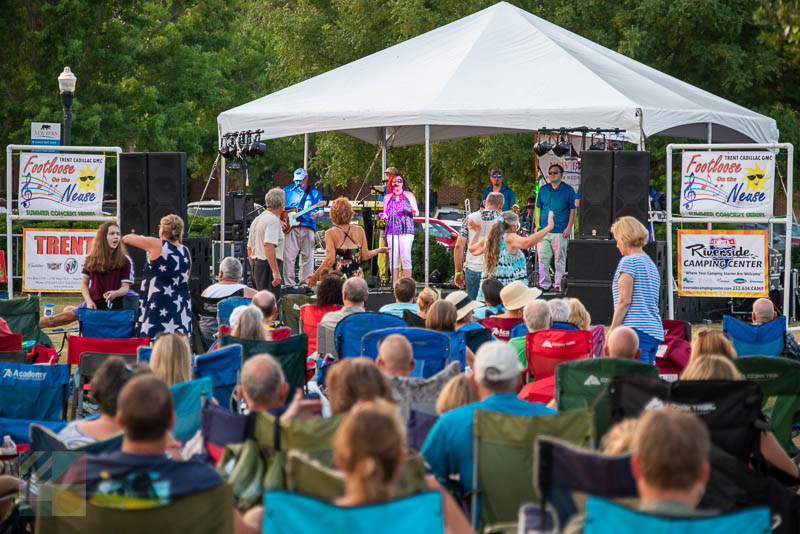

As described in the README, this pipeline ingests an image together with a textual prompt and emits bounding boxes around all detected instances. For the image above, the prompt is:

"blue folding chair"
[334,313,406,359]
[194,344,243,408]
[440,331,467,370]
[584,496,770,533]
[510,322,528,340]
[361,328,451,378]
[262,489,444,534]
[137,345,153,363]
[217,297,252,327]
[0,362,71,443]
[171,377,214,443]
[723,315,786,357]
[75,308,137,339]
[28,423,122,454]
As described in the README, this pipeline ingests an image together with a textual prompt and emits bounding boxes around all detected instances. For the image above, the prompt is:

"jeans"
[537,233,568,290]
[635,328,661,365]
[465,268,482,301]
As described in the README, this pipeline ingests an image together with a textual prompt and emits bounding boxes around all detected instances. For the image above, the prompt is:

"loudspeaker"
[578,151,613,239]
[147,153,187,235]
[225,193,254,225]
[568,239,621,282]
[613,150,650,226]
[566,281,614,325]
[119,153,149,236]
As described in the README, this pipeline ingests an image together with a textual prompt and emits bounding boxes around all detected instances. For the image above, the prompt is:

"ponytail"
[485,211,519,277]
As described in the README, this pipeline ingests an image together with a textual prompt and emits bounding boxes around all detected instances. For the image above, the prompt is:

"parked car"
[743,222,800,250]
[433,206,465,234]
[413,217,459,249]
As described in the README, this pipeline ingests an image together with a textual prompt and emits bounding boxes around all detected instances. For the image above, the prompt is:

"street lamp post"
[58,67,77,146]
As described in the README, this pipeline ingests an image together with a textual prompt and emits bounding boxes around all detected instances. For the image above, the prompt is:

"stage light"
[609,140,624,151]
[534,140,552,157]
[552,136,570,157]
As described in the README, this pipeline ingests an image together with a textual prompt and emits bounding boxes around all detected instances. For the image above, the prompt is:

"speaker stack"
[119,152,188,284]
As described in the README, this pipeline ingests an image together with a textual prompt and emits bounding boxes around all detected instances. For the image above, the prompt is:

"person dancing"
[380,174,418,285]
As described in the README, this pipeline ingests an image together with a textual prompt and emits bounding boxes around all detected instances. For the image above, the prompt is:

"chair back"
[262,489,444,534]
[589,325,605,358]
[533,436,637,527]
[526,330,593,380]
[0,296,51,347]
[583,497,770,534]
[555,358,658,440]
[35,482,234,534]
[75,308,137,339]
[480,316,523,342]
[464,327,494,354]
[280,293,315,334]
[509,321,528,340]
[471,409,593,530]
[217,296,252,327]
[0,362,70,443]
[723,315,786,357]
[220,334,307,403]
[67,335,149,365]
[334,312,406,359]
[271,326,292,341]
[137,345,152,363]
[194,344,243,407]
[608,374,764,463]
[0,350,28,364]
[441,330,467,370]
[734,356,800,454]
[71,352,138,419]
[201,403,249,465]
[361,327,451,378]
[28,423,123,454]
[171,377,214,442]
[402,309,426,328]
[407,410,438,453]
[656,318,692,379]
[0,332,23,352]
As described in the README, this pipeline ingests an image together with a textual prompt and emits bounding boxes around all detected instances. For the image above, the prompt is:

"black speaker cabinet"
[613,150,651,226]
[147,153,187,235]
[119,153,149,236]
[568,239,621,282]
[578,151,613,239]
[225,193,254,225]
[566,281,614,325]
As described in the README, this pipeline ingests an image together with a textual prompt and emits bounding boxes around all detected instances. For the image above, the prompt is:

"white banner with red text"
[22,229,97,292]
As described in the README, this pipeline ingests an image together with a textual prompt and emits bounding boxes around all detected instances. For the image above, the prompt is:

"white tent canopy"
[217,1,778,146]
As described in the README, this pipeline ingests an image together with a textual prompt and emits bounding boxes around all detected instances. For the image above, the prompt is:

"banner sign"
[30,122,61,153]
[677,229,768,297]
[680,151,775,217]
[18,153,105,217]
[22,229,96,292]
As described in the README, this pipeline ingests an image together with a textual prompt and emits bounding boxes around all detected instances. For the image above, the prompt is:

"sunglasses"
[392,180,403,186]
[491,174,502,178]
[79,175,95,182]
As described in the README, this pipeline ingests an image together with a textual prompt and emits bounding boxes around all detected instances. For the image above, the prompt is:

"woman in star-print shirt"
[123,214,192,340]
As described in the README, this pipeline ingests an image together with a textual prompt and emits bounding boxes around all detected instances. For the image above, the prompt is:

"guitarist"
[283,168,324,286]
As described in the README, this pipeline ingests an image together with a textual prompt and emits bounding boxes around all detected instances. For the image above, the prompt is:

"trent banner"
[680,151,775,217]
[18,153,105,217]
[677,230,768,297]
[22,229,97,292]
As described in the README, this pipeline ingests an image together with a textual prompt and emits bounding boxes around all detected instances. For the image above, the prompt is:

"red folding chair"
[525,329,593,381]
[656,319,691,381]
[0,333,23,352]
[67,336,150,365]
[480,316,524,342]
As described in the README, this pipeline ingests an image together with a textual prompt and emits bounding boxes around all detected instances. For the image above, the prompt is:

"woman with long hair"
[425,300,475,368]
[300,274,344,356]
[40,221,135,328]
[149,333,193,386]
[380,175,418,285]
[231,306,270,342]
[123,214,192,339]
[308,197,387,285]
[468,210,553,300]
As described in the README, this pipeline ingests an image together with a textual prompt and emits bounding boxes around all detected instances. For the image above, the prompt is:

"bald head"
[752,298,776,324]
[253,290,277,323]
[606,326,640,360]
[375,334,415,377]
[238,354,287,411]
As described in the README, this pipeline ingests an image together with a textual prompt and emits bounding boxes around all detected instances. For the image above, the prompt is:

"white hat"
[473,341,523,382]
[445,290,482,321]
[500,281,541,311]
[293,168,308,182]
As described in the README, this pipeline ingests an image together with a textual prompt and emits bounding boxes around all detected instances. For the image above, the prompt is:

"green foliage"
[411,232,452,282]
[186,215,218,238]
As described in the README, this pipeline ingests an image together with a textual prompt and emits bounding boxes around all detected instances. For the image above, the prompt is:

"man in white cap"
[283,168,324,286]
[422,341,555,505]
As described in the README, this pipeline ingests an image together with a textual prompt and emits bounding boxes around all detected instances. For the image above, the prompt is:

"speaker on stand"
[578,151,613,239]
[613,150,651,227]
[147,152,188,234]
[119,153,149,285]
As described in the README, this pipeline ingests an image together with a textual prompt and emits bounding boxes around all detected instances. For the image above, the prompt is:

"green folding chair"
[733,356,800,454]
[0,296,52,348]
[279,294,315,334]
[220,333,307,402]
[555,358,659,442]
[35,482,233,534]
[470,408,594,531]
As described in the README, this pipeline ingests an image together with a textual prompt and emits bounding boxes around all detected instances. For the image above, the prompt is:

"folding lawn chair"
[194,344,243,408]
[440,330,467,370]
[0,296,52,347]
[525,330,593,381]
[334,312,406,359]
[361,327,451,378]
[0,361,71,444]
[656,318,692,380]
[463,326,494,354]
[70,352,137,420]
[66,335,149,365]
[171,377,214,443]
[200,403,250,465]
[27,423,122,454]
[509,321,528,340]
[0,332,23,352]
[262,489,444,534]
[217,296,252,327]
[75,308,137,339]
[480,316,523,342]
[279,293,315,334]
[724,315,786,357]
[137,345,152,363]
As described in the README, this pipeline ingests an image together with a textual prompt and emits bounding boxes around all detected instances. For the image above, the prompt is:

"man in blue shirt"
[378,277,419,318]
[481,168,516,211]
[283,168,324,286]
[536,164,577,291]
[421,341,555,504]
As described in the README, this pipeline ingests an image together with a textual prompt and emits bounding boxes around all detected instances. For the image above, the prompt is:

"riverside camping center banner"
[22,229,96,292]
[680,151,775,217]
[18,153,105,217]
[677,229,768,298]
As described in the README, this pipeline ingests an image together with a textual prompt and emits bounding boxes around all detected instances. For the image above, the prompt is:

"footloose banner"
[22,229,96,292]
[680,151,775,217]
[18,153,105,217]
[677,229,768,297]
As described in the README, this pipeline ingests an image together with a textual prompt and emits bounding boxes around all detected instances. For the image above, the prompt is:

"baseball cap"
[500,280,541,311]
[293,168,308,182]
[473,341,523,382]
[445,290,482,321]
[384,166,399,176]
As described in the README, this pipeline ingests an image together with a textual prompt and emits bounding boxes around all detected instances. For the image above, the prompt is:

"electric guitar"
[281,201,326,233]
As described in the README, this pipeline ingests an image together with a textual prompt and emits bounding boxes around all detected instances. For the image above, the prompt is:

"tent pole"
[636,108,645,150]
[707,124,712,230]
[381,128,386,173]
[425,125,430,287]
[304,133,309,169]
[220,158,226,267]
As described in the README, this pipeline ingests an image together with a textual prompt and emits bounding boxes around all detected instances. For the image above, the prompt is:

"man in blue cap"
[283,168,324,286]
[481,168,516,211]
